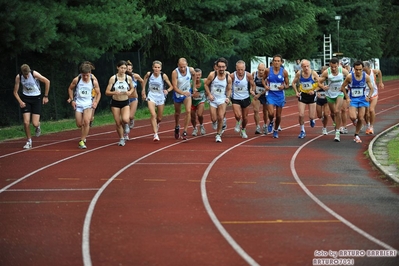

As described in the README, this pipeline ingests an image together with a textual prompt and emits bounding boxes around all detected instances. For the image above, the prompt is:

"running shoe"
[298,131,306,139]
[153,133,160,141]
[255,125,261,134]
[182,131,188,140]
[273,130,279,138]
[268,122,274,133]
[352,119,358,127]
[223,117,227,130]
[215,134,222,143]
[200,124,206,135]
[368,127,374,135]
[278,125,282,131]
[192,127,198,136]
[322,128,328,135]
[339,127,345,134]
[124,123,130,134]
[365,127,374,135]
[212,121,217,130]
[23,141,32,149]
[241,128,248,139]
[174,126,180,139]
[124,133,129,140]
[334,131,340,142]
[263,124,268,135]
[129,119,135,129]
[354,135,362,143]
[118,138,126,146]
[343,128,348,134]
[332,122,336,130]
[234,121,241,133]
[78,140,87,149]
[310,119,315,128]
[35,126,41,137]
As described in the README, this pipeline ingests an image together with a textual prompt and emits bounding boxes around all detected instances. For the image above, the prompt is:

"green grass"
[387,130,399,168]
[1,76,397,142]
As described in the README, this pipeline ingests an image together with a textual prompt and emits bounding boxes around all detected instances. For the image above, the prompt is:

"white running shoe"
[322,128,328,135]
[200,124,206,135]
[334,131,340,142]
[124,123,130,134]
[241,128,248,139]
[263,124,268,135]
[35,126,41,137]
[129,119,135,129]
[234,121,241,133]
[192,127,198,136]
[255,125,261,134]
[215,134,222,143]
[118,138,126,146]
[124,133,129,140]
[212,121,217,130]
[23,141,32,149]
[153,134,160,141]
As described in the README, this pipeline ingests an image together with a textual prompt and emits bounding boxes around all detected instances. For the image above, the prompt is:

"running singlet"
[325,67,344,98]
[349,72,366,99]
[113,75,130,93]
[148,73,165,95]
[210,74,227,99]
[267,68,284,94]
[75,77,94,106]
[20,72,41,96]
[232,71,249,100]
[175,66,191,98]
[192,79,206,106]
[254,71,267,96]
[365,70,378,97]
[299,71,317,93]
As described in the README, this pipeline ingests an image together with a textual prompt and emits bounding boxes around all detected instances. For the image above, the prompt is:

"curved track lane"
[0,80,398,266]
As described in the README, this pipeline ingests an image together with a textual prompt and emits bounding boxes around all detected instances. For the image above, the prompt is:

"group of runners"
[13,55,383,149]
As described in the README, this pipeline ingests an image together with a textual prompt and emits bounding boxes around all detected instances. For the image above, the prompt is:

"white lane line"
[289,106,399,252]
[200,137,262,266]
[81,140,195,266]
[0,142,116,194]
[5,188,99,192]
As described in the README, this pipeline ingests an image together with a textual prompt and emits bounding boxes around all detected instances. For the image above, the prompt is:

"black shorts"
[256,93,267,105]
[20,94,42,114]
[231,97,251,108]
[110,99,129,109]
[298,92,316,104]
[316,97,327,106]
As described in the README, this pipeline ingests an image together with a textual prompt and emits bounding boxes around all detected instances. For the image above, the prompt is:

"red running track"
[0,80,398,266]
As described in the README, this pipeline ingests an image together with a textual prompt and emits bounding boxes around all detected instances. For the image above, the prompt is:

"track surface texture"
[1,80,398,266]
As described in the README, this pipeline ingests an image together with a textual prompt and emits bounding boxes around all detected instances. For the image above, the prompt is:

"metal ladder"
[323,34,332,66]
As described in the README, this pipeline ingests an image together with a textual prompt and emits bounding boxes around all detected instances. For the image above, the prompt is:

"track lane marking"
[289,105,399,252]
[221,219,341,224]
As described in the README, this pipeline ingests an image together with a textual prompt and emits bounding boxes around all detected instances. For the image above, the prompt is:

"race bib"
[255,86,265,94]
[269,82,280,91]
[78,87,91,98]
[351,88,364,97]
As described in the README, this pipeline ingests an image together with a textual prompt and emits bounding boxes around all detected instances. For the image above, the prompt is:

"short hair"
[215,57,228,67]
[329,57,339,64]
[152,60,162,67]
[236,60,245,66]
[126,60,133,67]
[79,61,95,72]
[363,61,371,68]
[353,60,364,68]
[117,60,127,67]
[194,68,202,73]
[80,64,92,74]
[21,64,31,74]
[273,54,283,61]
